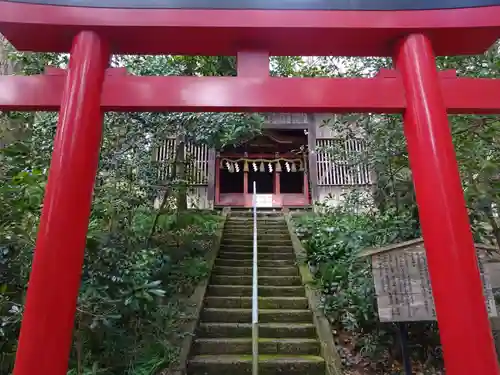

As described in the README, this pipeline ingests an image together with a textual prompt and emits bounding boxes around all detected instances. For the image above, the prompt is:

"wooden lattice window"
[155,139,209,185]
[185,143,209,185]
[316,138,372,186]
[155,138,176,182]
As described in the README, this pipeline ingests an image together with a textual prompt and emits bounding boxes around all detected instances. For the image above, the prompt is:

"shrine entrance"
[248,165,274,194]
[216,130,309,208]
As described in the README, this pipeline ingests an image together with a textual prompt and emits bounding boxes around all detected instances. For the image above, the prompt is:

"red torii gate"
[1,1,500,375]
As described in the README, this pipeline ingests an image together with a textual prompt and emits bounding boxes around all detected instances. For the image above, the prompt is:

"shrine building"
[155,113,373,209]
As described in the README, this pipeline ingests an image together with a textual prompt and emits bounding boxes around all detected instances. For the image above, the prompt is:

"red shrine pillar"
[274,169,280,195]
[243,164,249,206]
[394,34,498,375]
[13,31,109,375]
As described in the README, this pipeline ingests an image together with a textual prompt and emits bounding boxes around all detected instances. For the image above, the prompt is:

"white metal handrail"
[252,181,258,375]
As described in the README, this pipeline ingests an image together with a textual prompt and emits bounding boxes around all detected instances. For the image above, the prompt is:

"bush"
[0,199,221,375]
[293,197,443,373]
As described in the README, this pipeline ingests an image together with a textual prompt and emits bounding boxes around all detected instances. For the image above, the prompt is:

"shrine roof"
[0,1,500,56]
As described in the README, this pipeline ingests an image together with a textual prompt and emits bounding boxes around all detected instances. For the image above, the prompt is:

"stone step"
[226,218,285,222]
[197,322,317,339]
[222,238,292,246]
[225,221,286,225]
[222,233,290,239]
[212,266,299,277]
[210,275,302,286]
[220,243,292,249]
[223,231,289,237]
[219,245,293,254]
[224,224,287,229]
[224,227,288,233]
[204,296,309,309]
[187,354,325,375]
[226,222,286,225]
[201,308,312,323]
[207,285,305,297]
[229,216,284,219]
[223,230,288,235]
[230,212,283,217]
[215,259,295,267]
[228,217,285,222]
[226,219,286,223]
[217,252,295,260]
[192,338,320,355]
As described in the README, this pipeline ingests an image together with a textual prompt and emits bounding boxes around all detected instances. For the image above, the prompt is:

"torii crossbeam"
[1,1,500,375]
[1,65,500,113]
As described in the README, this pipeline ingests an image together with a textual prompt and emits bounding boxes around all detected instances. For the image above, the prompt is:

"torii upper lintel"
[1,0,500,55]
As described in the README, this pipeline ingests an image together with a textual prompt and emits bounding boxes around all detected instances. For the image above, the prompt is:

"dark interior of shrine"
[218,160,304,194]
[248,168,274,194]
[219,167,244,193]
[279,161,304,194]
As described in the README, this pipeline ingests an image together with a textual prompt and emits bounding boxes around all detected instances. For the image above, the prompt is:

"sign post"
[360,238,500,372]
[361,239,498,322]
[398,322,412,375]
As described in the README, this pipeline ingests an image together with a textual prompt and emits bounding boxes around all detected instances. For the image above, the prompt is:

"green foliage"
[112,55,263,150]
[294,198,442,371]
[1,180,221,375]
[67,210,219,375]
[295,196,418,330]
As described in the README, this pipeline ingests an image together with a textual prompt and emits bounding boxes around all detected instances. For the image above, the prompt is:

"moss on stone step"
[215,260,297,268]
[220,241,292,245]
[230,354,324,361]
[193,338,320,355]
[207,285,305,297]
[222,233,290,238]
[212,266,299,277]
[197,322,317,338]
[187,354,325,375]
[224,230,289,236]
[219,247,295,257]
[204,296,308,309]
[200,308,312,324]
[210,275,302,286]
[217,251,295,260]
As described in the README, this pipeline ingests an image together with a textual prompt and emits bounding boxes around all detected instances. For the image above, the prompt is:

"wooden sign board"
[362,239,499,322]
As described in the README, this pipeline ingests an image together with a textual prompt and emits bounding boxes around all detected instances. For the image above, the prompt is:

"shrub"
[293,198,442,372]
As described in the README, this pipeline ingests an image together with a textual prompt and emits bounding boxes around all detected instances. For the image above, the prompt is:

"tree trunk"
[148,140,184,242]
[487,213,500,248]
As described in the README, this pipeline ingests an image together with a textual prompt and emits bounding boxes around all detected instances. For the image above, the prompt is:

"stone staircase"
[187,211,325,375]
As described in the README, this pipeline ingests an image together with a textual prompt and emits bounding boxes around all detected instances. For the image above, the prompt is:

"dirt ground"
[335,330,443,375]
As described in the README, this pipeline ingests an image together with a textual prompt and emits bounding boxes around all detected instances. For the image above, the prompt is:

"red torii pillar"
[12,31,109,375]
[395,34,498,375]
